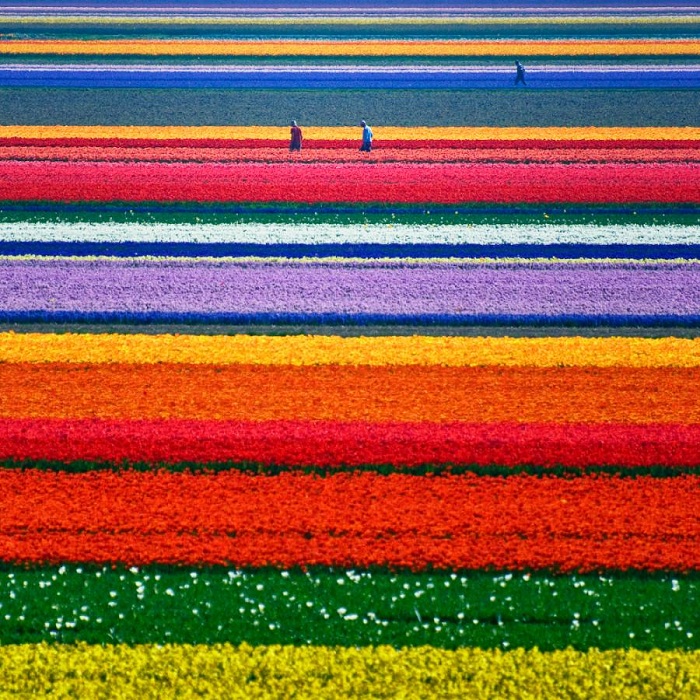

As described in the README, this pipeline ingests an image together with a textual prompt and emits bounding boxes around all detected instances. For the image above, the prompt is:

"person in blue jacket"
[514,60,526,86]
[359,120,373,152]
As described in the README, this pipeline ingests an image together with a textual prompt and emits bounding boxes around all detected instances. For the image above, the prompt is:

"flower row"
[0,364,697,422]
[0,125,695,142]
[3,419,700,468]
[5,39,699,56]
[9,310,698,326]
[5,66,697,90]
[0,471,698,570]
[3,138,696,151]
[1,161,697,203]
[0,564,696,650]
[2,333,698,368]
[3,221,699,246]
[3,643,700,698]
[10,241,700,261]
[3,259,700,322]
[5,146,697,164]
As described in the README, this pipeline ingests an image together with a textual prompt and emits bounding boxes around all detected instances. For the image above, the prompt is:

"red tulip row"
[1,147,697,164]
[0,138,695,150]
[0,470,698,570]
[1,418,699,468]
[0,161,696,203]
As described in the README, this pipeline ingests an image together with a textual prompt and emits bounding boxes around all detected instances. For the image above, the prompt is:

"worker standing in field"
[289,120,303,151]
[514,60,526,86]
[359,120,373,152]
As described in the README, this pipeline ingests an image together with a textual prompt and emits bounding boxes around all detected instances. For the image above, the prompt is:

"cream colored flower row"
[0,644,698,699]
[0,125,698,140]
[2,222,699,245]
[5,15,700,25]
[2,332,699,367]
[8,255,699,265]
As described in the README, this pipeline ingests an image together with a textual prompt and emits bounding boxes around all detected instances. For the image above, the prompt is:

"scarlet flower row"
[2,419,700,468]
[2,146,696,165]
[0,161,696,203]
[0,471,698,570]
[0,138,694,150]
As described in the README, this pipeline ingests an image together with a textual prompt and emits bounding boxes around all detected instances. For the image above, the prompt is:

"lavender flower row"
[2,258,700,318]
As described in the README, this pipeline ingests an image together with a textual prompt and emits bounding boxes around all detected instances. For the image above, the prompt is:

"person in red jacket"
[289,120,303,151]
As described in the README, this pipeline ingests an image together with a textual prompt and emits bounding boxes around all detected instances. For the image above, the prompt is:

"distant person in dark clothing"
[359,120,373,152]
[514,60,526,86]
[289,120,303,151]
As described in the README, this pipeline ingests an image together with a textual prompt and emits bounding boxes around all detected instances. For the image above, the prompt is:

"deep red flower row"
[2,419,700,467]
[0,138,695,150]
[0,470,698,570]
[0,161,696,203]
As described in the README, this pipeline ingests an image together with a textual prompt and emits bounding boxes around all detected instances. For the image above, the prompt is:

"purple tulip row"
[2,259,699,318]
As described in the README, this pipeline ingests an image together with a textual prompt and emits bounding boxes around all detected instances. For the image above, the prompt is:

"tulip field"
[0,1,699,697]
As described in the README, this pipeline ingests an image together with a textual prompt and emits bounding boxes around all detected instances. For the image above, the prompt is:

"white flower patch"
[1,222,700,245]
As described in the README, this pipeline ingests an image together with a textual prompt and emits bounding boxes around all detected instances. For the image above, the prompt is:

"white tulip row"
[1,222,699,246]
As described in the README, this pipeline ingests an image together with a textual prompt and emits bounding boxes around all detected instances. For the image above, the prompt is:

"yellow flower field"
[0,644,698,699]
[0,125,698,141]
[2,332,699,368]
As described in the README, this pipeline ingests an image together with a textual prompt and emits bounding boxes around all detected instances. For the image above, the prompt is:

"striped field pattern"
[1,1,700,697]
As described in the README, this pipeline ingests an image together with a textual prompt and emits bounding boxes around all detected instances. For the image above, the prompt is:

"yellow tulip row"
[0,125,698,141]
[2,332,699,367]
[0,643,698,698]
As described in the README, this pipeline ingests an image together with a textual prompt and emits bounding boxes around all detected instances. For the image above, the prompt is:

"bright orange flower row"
[0,471,698,570]
[0,126,696,141]
[0,363,698,423]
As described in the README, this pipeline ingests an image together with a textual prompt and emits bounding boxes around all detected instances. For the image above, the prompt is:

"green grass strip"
[4,22,699,41]
[3,458,700,478]
[1,88,696,127]
[0,564,698,650]
[0,203,697,227]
